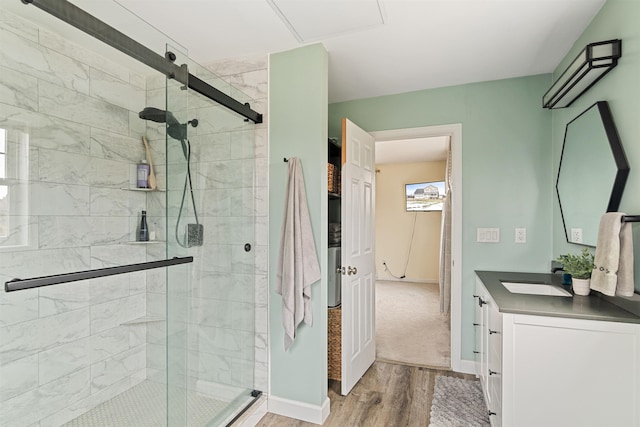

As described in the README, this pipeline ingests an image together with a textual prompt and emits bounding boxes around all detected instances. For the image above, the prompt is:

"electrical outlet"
[515,227,526,244]
[570,228,583,244]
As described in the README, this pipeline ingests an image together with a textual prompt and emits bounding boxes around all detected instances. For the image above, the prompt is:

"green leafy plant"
[556,248,595,279]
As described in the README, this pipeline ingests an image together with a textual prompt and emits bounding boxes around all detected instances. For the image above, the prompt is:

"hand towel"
[591,212,635,297]
[276,157,321,351]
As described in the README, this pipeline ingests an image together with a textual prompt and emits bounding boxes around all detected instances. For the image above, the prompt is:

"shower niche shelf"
[121,187,166,192]
[126,241,165,245]
[121,316,164,325]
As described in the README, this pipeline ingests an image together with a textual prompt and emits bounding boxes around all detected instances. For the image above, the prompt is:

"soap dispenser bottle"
[137,159,150,188]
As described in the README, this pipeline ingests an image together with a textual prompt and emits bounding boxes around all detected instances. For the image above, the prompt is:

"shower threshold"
[62,380,229,427]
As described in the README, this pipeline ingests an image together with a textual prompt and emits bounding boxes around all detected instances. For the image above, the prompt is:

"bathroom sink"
[501,281,572,297]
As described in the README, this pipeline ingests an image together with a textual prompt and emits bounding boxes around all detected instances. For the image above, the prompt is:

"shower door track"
[21,0,263,124]
[4,256,193,292]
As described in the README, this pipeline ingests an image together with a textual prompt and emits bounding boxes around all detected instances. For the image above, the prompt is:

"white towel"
[591,212,635,297]
[276,158,321,351]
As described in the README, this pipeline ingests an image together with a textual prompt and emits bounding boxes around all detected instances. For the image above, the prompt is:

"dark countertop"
[475,270,640,324]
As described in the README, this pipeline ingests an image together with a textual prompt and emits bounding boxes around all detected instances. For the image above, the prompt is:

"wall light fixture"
[543,39,621,109]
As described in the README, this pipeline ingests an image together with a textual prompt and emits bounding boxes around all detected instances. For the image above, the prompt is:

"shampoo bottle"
[139,210,149,242]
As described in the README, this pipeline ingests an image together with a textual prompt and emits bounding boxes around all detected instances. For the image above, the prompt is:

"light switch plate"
[477,227,500,243]
[515,227,526,244]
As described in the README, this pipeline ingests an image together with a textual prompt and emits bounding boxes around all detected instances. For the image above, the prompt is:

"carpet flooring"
[376,281,451,368]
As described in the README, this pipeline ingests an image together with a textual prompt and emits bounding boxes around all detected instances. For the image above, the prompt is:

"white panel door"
[341,118,376,395]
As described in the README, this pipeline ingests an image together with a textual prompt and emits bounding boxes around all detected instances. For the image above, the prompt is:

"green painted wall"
[551,0,640,293]
[329,74,552,362]
[265,0,640,401]
[269,44,329,405]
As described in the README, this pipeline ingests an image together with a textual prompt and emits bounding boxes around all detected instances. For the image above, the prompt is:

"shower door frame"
[21,0,262,124]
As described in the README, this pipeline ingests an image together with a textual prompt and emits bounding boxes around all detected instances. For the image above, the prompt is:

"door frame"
[370,123,470,374]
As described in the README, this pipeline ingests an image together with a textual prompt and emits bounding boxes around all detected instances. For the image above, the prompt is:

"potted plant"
[556,248,594,296]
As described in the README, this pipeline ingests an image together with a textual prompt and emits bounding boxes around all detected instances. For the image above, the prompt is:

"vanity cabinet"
[475,275,640,427]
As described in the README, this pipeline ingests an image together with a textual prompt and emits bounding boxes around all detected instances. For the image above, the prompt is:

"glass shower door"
[165,49,258,426]
[164,43,190,427]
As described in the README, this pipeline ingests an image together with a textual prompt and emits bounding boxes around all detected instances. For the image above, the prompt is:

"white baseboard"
[268,395,330,425]
[375,276,438,284]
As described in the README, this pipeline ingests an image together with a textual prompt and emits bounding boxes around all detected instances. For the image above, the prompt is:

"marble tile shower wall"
[0,9,154,426]
[142,56,269,398]
[196,56,269,397]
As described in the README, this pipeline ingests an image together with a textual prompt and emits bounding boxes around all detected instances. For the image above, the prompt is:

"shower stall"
[0,0,267,425]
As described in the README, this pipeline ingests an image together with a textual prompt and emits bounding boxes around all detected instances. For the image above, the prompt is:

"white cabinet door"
[475,278,501,426]
[475,279,489,393]
[503,314,640,427]
[473,281,483,376]
[487,299,502,427]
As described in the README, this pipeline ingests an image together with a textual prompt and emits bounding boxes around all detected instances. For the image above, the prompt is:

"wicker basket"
[328,306,342,381]
[328,163,336,193]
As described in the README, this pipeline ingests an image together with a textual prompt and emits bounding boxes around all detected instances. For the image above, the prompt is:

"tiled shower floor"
[62,381,229,427]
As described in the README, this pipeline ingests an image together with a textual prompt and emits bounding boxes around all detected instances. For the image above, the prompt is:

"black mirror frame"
[556,100,630,246]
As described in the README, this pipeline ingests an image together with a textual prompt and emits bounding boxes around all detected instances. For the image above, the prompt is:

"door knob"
[347,266,357,275]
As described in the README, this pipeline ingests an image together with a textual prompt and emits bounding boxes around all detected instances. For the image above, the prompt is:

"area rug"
[376,280,450,368]
[429,376,490,427]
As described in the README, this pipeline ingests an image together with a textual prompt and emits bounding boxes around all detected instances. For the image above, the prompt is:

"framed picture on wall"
[405,181,445,212]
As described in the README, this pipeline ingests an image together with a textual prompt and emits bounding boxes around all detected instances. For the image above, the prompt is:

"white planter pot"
[572,278,591,296]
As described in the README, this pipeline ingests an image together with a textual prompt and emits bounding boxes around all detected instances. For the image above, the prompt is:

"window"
[0,128,7,237]
[0,126,31,248]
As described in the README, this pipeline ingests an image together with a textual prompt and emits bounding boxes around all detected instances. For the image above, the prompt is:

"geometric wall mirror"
[556,101,629,246]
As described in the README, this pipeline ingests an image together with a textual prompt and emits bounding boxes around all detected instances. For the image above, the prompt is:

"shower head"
[138,107,179,126]
[138,107,198,159]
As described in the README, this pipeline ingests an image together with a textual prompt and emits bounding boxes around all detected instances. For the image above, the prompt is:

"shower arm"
[21,0,263,124]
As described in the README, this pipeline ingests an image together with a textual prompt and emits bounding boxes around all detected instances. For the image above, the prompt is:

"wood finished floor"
[255,361,476,427]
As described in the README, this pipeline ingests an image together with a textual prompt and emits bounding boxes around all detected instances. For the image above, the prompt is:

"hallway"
[376,281,451,369]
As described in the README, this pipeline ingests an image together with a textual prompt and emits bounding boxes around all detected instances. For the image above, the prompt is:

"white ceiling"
[376,136,449,164]
[110,0,606,103]
[5,0,606,104]
[4,0,606,163]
